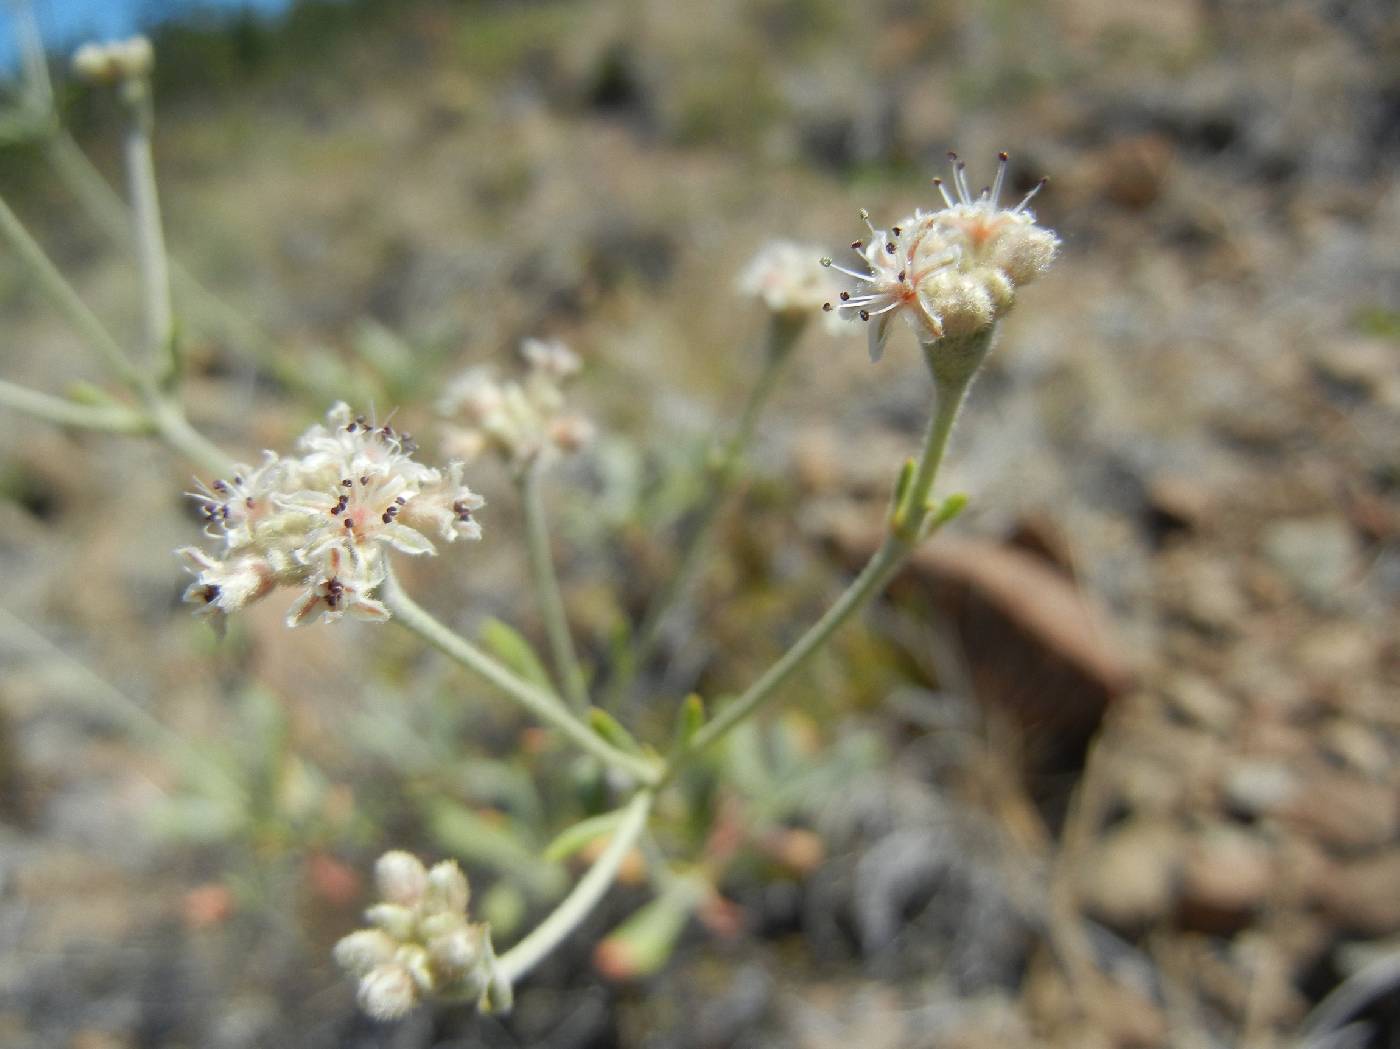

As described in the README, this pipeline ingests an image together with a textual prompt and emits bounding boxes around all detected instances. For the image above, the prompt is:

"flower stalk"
[118,72,178,386]
[520,462,590,712]
[380,564,660,785]
[496,789,655,985]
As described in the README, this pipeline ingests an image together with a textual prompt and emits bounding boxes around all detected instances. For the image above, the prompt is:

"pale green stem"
[664,334,986,778]
[379,564,659,784]
[120,79,177,384]
[496,789,654,985]
[12,0,53,113]
[520,463,589,712]
[621,315,804,693]
[0,192,143,386]
[0,379,149,433]
[146,396,235,476]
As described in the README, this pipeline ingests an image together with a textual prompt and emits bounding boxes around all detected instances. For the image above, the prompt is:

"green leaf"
[888,456,917,528]
[671,693,706,752]
[597,878,705,980]
[542,809,626,863]
[588,706,644,754]
[478,618,554,689]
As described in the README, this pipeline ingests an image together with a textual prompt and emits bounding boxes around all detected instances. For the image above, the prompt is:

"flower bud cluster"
[334,852,510,1020]
[437,339,594,471]
[177,403,484,629]
[71,37,154,84]
[822,151,1060,361]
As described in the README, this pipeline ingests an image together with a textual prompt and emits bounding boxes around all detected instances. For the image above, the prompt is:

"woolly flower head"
[334,851,510,1019]
[822,151,1059,361]
[738,240,848,333]
[177,404,484,629]
[438,339,594,470]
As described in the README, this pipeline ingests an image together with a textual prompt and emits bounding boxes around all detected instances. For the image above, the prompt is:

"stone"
[1077,821,1182,932]
[1178,824,1273,933]
[1260,516,1361,610]
[1282,772,1400,854]
[1222,760,1301,819]
[1162,673,1237,734]
[1315,849,1400,936]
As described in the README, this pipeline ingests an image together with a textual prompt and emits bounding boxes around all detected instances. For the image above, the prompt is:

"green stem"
[622,315,803,690]
[496,789,654,986]
[379,564,658,785]
[120,80,177,384]
[520,463,589,712]
[146,396,234,476]
[0,379,150,433]
[664,335,985,778]
[0,191,143,386]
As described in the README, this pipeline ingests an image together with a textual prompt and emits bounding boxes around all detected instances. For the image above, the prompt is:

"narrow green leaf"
[542,809,627,863]
[479,617,554,689]
[588,706,643,754]
[672,693,706,752]
[888,456,916,526]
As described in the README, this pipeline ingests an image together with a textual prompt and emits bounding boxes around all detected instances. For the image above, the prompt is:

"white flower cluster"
[437,339,594,471]
[177,403,484,628]
[334,852,510,1020]
[823,151,1060,361]
[72,36,154,84]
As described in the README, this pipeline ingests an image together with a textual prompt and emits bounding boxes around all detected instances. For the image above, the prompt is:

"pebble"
[1179,824,1273,933]
[1315,849,1400,936]
[1260,516,1361,610]
[1222,760,1300,818]
[1077,821,1182,932]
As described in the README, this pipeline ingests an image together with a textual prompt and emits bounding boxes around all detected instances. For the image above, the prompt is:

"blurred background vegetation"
[1,1,1398,1047]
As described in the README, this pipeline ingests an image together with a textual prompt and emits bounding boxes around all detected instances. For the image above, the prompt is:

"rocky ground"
[0,0,1398,1046]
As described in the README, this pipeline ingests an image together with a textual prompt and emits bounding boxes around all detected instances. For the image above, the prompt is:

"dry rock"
[1179,824,1273,933]
[1260,516,1361,610]
[1281,771,1400,854]
[1077,821,1182,932]
[1315,849,1400,936]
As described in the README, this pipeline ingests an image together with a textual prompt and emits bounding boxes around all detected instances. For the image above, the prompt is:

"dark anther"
[840,291,851,301]
[359,476,369,486]
[851,240,863,250]
[381,512,392,524]
[344,519,354,528]
[892,226,902,236]
[822,302,833,311]
[859,309,870,321]
[342,479,353,487]
[998,150,1009,161]
[898,271,906,282]
[885,243,896,254]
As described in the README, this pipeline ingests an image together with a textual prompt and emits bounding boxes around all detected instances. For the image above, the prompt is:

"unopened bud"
[333,929,398,977]
[365,903,417,942]
[375,850,427,905]
[428,924,484,977]
[357,963,419,1021]
[422,861,469,915]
